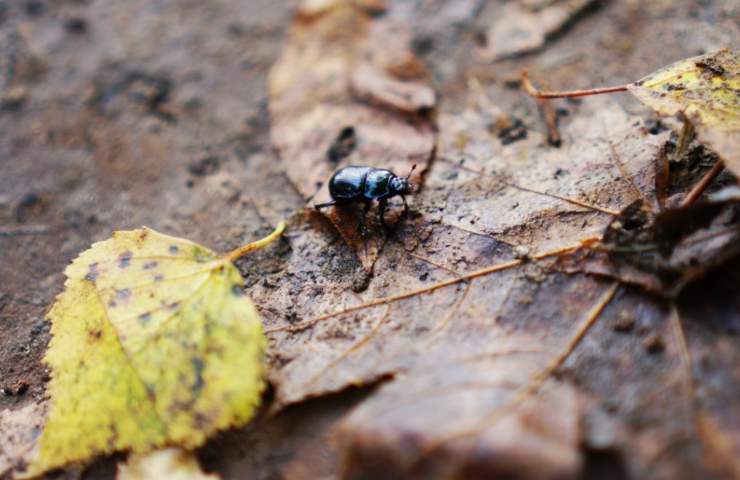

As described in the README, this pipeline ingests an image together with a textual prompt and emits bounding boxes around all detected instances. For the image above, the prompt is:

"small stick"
[521,70,629,99]
[537,98,561,147]
[679,160,724,208]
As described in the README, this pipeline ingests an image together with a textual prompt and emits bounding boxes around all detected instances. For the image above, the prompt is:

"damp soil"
[1,1,738,479]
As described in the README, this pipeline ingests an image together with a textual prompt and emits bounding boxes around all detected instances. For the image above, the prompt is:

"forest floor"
[1,1,739,479]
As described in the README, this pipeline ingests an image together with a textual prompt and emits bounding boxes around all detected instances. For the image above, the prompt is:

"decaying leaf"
[22,223,285,477]
[117,448,219,480]
[562,186,740,296]
[627,49,740,176]
[478,0,597,61]
[256,76,721,475]
[269,0,436,272]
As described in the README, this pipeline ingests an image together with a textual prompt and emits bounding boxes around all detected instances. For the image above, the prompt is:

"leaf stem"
[265,239,597,334]
[505,182,620,215]
[224,221,286,262]
[521,70,629,99]
[674,117,695,161]
[435,156,619,216]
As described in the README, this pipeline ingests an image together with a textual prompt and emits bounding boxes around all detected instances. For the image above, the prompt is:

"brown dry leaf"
[561,186,740,296]
[258,4,740,474]
[477,0,597,61]
[268,0,436,272]
[627,49,740,176]
[259,62,737,474]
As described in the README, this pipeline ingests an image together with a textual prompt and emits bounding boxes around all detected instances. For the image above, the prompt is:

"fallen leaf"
[269,0,436,272]
[117,448,219,480]
[258,83,698,476]
[22,222,285,477]
[478,0,597,61]
[560,186,740,296]
[627,49,740,176]
[653,186,740,251]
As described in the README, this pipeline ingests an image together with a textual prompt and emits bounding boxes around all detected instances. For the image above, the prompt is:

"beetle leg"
[401,194,409,217]
[314,200,337,210]
[359,200,371,236]
[379,198,389,231]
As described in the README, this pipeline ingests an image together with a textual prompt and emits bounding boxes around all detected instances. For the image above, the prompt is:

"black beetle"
[314,164,416,229]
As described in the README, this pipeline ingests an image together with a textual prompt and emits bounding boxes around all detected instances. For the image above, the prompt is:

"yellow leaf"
[23,222,285,477]
[117,448,219,480]
[627,49,740,174]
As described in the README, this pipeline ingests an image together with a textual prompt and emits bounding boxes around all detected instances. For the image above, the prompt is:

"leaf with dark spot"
[627,49,739,176]
[118,251,133,269]
[25,223,285,476]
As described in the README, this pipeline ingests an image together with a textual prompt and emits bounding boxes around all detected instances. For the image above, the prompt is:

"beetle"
[314,164,417,229]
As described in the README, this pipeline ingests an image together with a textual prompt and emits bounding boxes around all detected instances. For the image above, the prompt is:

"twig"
[521,70,629,99]
[537,98,561,147]
[679,161,725,208]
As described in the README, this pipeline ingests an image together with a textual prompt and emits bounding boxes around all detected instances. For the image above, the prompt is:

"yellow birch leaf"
[117,448,219,480]
[627,49,740,174]
[22,222,285,477]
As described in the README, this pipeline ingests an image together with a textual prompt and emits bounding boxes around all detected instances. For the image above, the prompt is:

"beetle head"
[390,164,417,195]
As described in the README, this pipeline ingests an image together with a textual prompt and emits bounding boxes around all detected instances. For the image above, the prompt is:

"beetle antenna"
[406,164,417,181]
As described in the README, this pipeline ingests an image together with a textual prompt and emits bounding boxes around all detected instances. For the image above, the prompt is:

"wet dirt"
[1,1,738,479]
